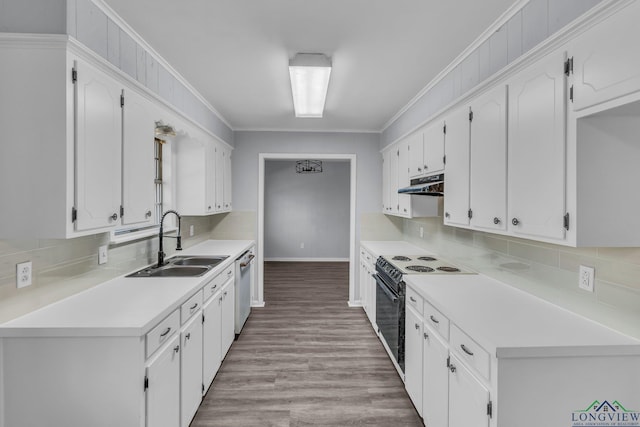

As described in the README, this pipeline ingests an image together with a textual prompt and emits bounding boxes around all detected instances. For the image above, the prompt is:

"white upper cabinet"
[571,1,640,111]
[408,131,425,178]
[443,106,471,227]
[397,139,411,216]
[508,50,567,241]
[215,144,233,213]
[424,121,446,175]
[73,59,123,232]
[469,85,508,231]
[121,89,157,226]
[408,121,445,179]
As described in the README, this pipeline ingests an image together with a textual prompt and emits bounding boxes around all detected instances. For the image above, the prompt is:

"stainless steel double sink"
[126,255,229,278]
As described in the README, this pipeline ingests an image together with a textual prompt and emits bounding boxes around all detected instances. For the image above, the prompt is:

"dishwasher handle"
[240,254,255,269]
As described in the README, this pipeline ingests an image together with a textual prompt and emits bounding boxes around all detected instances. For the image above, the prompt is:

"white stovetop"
[0,240,254,338]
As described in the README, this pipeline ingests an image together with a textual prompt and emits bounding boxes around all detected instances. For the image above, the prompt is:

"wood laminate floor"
[191,261,422,427]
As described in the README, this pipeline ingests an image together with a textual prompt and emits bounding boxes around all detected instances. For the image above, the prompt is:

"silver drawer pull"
[160,327,171,338]
[423,332,429,340]
[185,333,191,340]
[409,296,417,303]
[449,364,457,373]
[460,344,474,356]
[190,303,198,311]
[415,323,420,330]
[211,284,218,291]
[430,315,440,324]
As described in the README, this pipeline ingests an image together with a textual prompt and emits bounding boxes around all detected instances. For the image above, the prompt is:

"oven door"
[375,274,404,372]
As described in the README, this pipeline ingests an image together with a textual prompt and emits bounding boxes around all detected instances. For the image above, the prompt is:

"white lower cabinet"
[422,324,449,427]
[202,290,223,393]
[221,278,236,357]
[359,247,377,329]
[180,313,204,427]
[146,335,181,427]
[448,354,490,427]
[404,305,423,416]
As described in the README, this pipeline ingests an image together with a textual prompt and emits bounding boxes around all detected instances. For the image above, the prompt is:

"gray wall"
[264,160,350,260]
[381,0,602,148]
[233,131,382,263]
[0,0,233,145]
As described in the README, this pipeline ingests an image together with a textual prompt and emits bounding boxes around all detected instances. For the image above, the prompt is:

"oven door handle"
[374,275,398,303]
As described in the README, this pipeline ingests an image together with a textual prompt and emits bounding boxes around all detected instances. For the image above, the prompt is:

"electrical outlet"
[579,265,595,292]
[300,242,304,249]
[189,225,195,236]
[98,245,108,265]
[419,227,424,238]
[16,261,32,288]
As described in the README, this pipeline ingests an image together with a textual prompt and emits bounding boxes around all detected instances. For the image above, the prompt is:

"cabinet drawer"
[450,324,490,381]
[181,290,203,324]
[406,286,423,316]
[204,265,234,301]
[146,309,180,358]
[424,300,449,340]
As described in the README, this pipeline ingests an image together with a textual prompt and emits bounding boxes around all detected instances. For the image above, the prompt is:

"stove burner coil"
[418,256,437,262]
[406,265,435,273]
[392,256,412,261]
[437,266,461,272]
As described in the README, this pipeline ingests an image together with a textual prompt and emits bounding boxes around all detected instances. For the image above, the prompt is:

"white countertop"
[405,274,640,358]
[0,240,254,338]
[360,240,426,258]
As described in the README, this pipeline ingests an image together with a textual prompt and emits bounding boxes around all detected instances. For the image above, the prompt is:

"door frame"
[255,153,357,307]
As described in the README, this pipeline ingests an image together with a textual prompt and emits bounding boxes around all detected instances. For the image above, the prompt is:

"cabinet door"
[181,314,203,427]
[508,50,567,241]
[202,292,222,393]
[408,131,425,178]
[359,257,367,310]
[382,150,391,213]
[221,279,235,357]
[366,265,377,327]
[443,106,471,227]
[469,85,508,231]
[571,1,640,111]
[205,142,216,214]
[448,354,490,427]
[423,325,449,427]
[404,305,423,416]
[74,60,122,232]
[223,147,232,211]
[146,335,180,427]
[397,140,411,216]
[424,121,445,174]
[388,148,399,214]
[215,144,224,212]
[122,89,156,225]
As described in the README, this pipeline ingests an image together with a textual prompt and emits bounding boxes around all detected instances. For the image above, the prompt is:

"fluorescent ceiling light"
[289,53,332,118]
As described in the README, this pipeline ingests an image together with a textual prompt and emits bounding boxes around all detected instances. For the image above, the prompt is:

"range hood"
[398,173,444,196]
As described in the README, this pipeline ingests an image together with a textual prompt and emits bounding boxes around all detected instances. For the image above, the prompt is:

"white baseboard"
[264,257,349,262]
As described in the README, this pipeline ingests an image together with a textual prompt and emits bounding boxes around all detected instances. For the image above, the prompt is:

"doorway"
[255,153,357,307]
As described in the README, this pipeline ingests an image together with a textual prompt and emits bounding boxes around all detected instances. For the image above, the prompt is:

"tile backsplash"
[0,215,223,323]
[401,216,640,340]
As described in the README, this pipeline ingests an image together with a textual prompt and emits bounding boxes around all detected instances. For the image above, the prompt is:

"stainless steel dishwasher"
[234,247,254,337]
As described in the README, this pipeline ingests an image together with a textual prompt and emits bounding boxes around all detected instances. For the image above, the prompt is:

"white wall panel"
[460,50,479,94]
[146,54,159,94]
[548,0,601,34]
[135,43,146,85]
[489,24,509,75]
[507,10,523,63]
[106,18,120,68]
[478,39,491,82]
[119,30,136,79]
[522,0,549,52]
[76,0,108,60]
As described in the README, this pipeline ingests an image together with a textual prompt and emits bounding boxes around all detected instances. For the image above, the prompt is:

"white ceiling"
[103,0,517,133]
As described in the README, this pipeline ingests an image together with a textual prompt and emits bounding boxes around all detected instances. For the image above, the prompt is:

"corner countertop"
[0,240,254,338]
[360,240,426,258]
[405,274,640,358]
